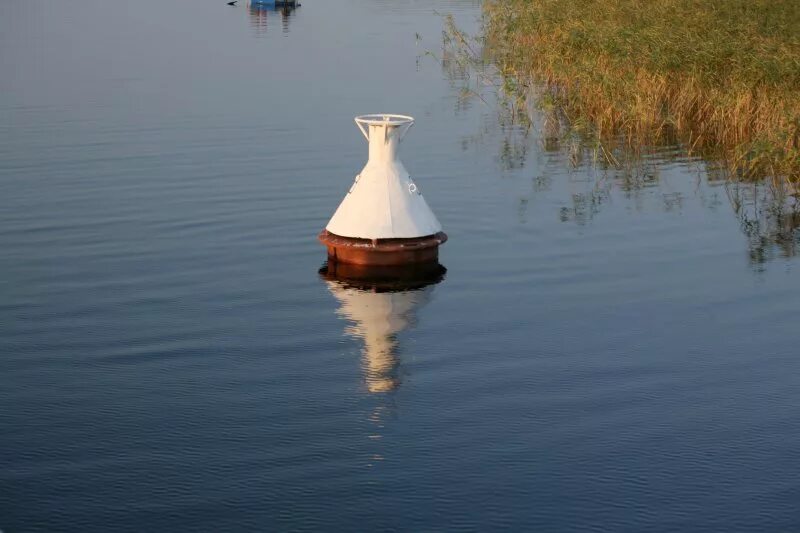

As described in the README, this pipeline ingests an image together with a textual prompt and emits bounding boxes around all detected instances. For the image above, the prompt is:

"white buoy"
[319,114,447,266]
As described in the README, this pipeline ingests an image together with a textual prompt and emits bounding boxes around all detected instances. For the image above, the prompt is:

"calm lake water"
[2,0,800,531]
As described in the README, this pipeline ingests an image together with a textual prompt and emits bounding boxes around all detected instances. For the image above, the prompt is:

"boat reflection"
[248,2,298,35]
[320,262,446,393]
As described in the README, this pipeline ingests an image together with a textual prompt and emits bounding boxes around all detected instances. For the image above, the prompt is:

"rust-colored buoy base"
[318,230,447,266]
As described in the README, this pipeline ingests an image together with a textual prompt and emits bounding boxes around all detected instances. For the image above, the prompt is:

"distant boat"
[249,0,298,6]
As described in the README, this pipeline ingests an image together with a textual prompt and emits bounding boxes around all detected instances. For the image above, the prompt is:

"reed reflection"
[431,17,800,267]
[726,179,800,266]
[320,262,445,394]
[431,30,800,264]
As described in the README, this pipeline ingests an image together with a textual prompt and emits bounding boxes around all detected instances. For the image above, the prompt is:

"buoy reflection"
[320,262,446,393]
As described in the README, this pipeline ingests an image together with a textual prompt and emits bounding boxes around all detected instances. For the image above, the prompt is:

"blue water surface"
[1,0,799,531]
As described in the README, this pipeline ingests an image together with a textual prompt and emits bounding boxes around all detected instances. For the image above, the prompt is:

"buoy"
[319,114,447,267]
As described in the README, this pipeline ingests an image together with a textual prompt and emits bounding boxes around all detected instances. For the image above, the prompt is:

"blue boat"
[250,0,298,5]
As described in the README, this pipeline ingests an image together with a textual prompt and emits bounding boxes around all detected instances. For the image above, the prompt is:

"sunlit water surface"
[2,0,799,531]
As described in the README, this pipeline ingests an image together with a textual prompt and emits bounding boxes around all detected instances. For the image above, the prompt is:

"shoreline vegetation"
[479,0,800,181]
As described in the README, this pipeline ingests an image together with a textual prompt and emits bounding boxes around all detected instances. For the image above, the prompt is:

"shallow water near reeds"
[1,0,799,531]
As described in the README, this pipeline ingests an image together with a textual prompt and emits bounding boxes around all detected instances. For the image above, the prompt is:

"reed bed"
[483,0,800,180]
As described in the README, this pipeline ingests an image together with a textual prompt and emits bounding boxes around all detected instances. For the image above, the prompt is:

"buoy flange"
[318,230,447,266]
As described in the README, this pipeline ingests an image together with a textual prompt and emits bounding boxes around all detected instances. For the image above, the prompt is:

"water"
[2,0,799,531]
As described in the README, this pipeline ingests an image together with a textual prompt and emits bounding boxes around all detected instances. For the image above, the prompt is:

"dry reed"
[484,0,800,180]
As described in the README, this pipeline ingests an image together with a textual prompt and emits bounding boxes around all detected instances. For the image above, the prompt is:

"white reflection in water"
[321,264,444,393]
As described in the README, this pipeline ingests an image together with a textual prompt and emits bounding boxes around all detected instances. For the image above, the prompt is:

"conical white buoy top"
[325,114,443,240]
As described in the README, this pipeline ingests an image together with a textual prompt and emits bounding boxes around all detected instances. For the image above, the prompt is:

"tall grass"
[484,0,800,180]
